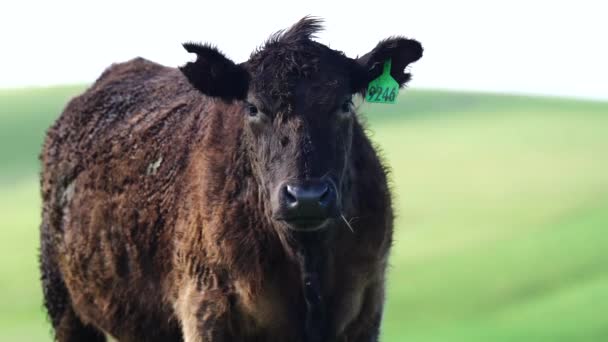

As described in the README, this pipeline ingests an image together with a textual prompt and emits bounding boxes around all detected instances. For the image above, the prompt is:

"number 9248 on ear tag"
[366,59,399,104]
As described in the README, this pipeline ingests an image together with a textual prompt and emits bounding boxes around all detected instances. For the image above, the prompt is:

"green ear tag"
[366,59,399,104]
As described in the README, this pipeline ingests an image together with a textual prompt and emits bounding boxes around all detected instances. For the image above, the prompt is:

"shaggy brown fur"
[40,17,422,342]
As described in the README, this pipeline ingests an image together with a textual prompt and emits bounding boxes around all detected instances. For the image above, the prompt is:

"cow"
[39,17,422,342]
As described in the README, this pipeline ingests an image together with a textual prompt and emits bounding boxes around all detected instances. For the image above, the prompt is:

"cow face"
[181,17,422,231]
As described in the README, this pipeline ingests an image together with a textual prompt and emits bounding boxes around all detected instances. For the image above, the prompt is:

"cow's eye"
[340,99,352,113]
[247,104,259,116]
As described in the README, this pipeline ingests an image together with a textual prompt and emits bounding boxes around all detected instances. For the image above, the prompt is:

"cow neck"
[292,231,331,342]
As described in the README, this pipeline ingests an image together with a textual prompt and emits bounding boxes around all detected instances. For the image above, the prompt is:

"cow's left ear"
[356,38,423,90]
[180,43,249,101]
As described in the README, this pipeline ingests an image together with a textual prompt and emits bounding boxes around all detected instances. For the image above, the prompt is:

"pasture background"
[0,86,607,341]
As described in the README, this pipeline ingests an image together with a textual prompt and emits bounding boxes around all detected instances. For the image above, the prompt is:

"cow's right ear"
[180,43,249,101]
[355,38,423,90]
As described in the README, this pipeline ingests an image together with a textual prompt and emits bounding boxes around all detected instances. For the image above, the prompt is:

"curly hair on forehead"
[246,17,359,103]
[257,16,325,52]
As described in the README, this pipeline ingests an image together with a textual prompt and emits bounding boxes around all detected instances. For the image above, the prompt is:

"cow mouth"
[277,217,331,232]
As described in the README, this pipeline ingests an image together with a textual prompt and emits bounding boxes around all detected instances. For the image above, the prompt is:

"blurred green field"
[1,86,607,341]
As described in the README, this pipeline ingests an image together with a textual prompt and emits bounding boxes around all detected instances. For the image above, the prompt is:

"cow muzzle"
[273,178,338,231]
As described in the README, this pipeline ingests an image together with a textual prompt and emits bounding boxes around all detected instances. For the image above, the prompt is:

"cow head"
[181,17,422,232]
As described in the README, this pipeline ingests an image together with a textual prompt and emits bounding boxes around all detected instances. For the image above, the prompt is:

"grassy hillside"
[0,85,85,181]
[0,86,607,341]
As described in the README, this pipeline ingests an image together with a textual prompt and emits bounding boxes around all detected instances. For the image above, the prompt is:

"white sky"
[1,0,606,99]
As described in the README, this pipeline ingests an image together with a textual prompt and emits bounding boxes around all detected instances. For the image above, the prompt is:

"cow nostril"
[318,184,331,206]
[279,181,336,219]
[284,185,297,205]
[277,180,337,227]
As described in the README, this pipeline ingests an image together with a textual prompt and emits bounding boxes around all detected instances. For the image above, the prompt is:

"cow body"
[40,58,392,341]
[40,17,422,342]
